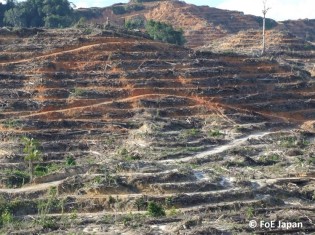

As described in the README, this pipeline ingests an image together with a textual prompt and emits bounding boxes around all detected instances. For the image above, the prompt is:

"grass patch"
[118,148,139,161]
[257,154,281,165]
[279,136,309,148]
[208,129,224,138]
[181,128,201,139]
[2,170,30,188]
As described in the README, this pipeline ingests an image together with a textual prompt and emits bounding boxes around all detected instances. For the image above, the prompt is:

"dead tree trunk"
[262,0,271,55]
[29,160,33,182]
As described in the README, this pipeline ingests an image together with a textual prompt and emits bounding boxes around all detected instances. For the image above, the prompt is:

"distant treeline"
[0,0,76,28]
[0,0,185,46]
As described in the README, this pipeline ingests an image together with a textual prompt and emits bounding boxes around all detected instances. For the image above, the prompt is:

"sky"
[1,0,314,21]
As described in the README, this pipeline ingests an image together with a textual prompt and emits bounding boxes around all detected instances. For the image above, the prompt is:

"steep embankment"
[0,28,314,234]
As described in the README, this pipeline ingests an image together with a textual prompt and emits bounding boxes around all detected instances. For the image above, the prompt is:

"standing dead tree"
[262,0,271,55]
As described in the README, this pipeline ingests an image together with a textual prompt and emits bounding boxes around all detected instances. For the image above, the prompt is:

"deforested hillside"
[280,19,315,42]
[0,27,314,234]
[200,29,315,77]
[77,0,274,48]
[77,0,315,50]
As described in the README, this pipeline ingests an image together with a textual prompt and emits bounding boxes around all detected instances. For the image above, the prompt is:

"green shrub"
[147,201,165,217]
[131,0,159,3]
[125,4,145,12]
[255,17,277,29]
[119,148,138,161]
[44,14,72,28]
[66,156,76,166]
[75,17,87,28]
[125,18,144,30]
[167,206,179,216]
[3,119,21,128]
[134,196,147,211]
[4,170,30,188]
[258,154,280,165]
[181,128,200,138]
[34,165,48,177]
[280,136,297,148]
[164,196,174,208]
[108,195,116,206]
[145,19,186,46]
[0,208,13,227]
[112,5,126,15]
[40,217,58,229]
[308,157,315,165]
[245,206,254,219]
[208,129,224,138]
[112,4,145,15]
[71,88,85,97]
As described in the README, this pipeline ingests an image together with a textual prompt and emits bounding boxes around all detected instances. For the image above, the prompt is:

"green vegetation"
[164,196,174,208]
[145,19,186,46]
[131,0,159,3]
[1,208,13,226]
[112,4,144,15]
[279,136,309,148]
[22,137,42,182]
[167,206,179,216]
[256,17,277,30]
[2,119,22,129]
[134,196,147,211]
[125,18,145,30]
[0,197,14,230]
[66,156,76,166]
[181,128,201,138]
[147,201,165,217]
[280,136,297,148]
[75,16,87,28]
[3,169,30,188]
[71,87,86,97]
[0,0,15,27]
[34,156,75,177]
[119,148,139,161]
[258,154,281,165]
[121,213,146,228]
[208,129,224,138]
[4,0,74,28]
[245,206,255,219]
[37,187,61,229]
[34,165,48,177]
[308,156,315,165]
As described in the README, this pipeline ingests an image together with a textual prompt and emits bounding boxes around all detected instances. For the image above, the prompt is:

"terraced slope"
[281,19,315,42]
[80,0,268,48]
[142,1,262,48]
[200,29,315,77]
[78,0,315,51]
[0,28,314,234]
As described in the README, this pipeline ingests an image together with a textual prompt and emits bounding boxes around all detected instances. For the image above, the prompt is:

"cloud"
[217,0,315,21]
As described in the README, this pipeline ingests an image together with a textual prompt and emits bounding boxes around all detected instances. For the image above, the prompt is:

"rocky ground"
[0,27,314,234]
